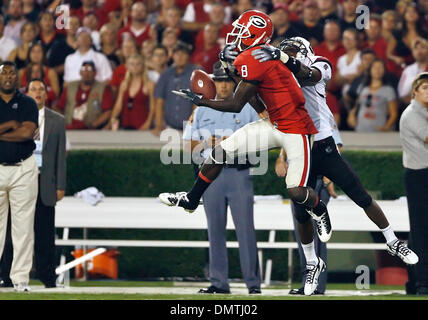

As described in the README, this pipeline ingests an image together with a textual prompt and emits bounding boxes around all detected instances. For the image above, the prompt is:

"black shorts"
[293,136,372,224]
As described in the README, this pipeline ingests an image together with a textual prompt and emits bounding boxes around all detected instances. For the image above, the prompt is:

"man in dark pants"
[0,79,67,288]
[182,62,261,294]
[399,72,428,295]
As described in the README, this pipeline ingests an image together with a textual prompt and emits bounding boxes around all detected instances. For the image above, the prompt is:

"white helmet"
[279,36,314,59]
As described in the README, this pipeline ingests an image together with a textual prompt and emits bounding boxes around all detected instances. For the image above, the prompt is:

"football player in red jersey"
[159,10,329,294]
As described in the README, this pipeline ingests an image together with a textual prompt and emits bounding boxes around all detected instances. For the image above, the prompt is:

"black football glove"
[252,45,289,63]
[172,89,202,105]
[219,44,238,64]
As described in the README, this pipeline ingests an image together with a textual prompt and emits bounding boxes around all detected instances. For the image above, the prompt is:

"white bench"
[54,197,409,284]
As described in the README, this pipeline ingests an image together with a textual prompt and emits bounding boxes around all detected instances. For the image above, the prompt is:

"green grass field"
[0,280,426,300]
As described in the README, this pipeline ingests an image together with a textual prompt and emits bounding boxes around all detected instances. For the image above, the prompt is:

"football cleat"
[158,192,198,213]
[387,240,419,265]
[306,207,332,243]
[303,258,326,296]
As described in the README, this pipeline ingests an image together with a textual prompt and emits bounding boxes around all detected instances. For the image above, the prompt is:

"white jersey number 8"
[241,65,248,78]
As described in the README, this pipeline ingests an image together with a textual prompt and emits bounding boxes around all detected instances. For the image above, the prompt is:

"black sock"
[187,172,212,204]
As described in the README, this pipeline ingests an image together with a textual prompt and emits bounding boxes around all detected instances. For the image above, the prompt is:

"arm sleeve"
[22,98,39,126]
[97,55,113,82]
[312,60,332,82]
[385,86,397,102]
[182,3,195,22]
[56,116,67,191]
[63,56,72,82]
[407,114,428,142]
[398,69,411,98]
[154,73,166,99]
[182,108,200,141]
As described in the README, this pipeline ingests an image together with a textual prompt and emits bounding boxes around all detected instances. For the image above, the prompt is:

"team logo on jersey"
[12,103,18,109]
[249,16,267,28]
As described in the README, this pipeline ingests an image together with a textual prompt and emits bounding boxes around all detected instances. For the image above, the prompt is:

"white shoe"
[387,240,419,265]
[14,282,31,292]
[306,208,332,243]
[158,192,197,213]
[304,258,326,296]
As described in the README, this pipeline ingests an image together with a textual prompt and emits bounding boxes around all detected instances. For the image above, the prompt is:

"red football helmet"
[226,10,274,52]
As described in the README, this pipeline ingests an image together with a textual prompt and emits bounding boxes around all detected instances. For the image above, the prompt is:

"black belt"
[0,153,32,166]
[313,136,333,148]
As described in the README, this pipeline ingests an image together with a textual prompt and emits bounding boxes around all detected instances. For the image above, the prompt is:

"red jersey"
[117,24,153,47]
[233,46,317,135]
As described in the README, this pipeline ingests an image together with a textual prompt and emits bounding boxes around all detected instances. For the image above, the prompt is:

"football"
[190,69,216,99]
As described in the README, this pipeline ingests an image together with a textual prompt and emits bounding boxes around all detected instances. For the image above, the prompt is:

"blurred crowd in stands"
[0,0,426,134]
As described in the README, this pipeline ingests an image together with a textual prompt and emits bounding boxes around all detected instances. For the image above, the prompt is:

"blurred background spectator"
[398,38,428,106]
[22,0,40,23]
[8,21,37,69]
[147,44,169,84]
[64,27,112,83]
[0,15,19,62]
[293,0,323,48]
[83,11,101,50]
[4,0,27,45]
[317,0,339,26]
[36,11,64,54]
[18,41,60,97]
[56,61,114,130]
[99,23,120,70]
[347,59,398,132]
[110,35,139,96]
[110,53,155,130]
[153,41,198,135]
[46,15,80,84]
[117,2,156,48]
[270,3,299,44]
[190,22,220,73]
[335,29,361,99]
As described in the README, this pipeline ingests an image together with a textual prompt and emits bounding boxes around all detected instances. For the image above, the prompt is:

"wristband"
[284,56,302,75]
[279,51,289,64]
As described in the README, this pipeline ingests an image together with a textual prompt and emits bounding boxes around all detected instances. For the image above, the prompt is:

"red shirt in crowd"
[190,44,221,73]
[57,85,114,130]
[120,82,149,129]
[117,23,153,47]
[110,64,127,90]
[71,7,108,30]
[194,24,232,52]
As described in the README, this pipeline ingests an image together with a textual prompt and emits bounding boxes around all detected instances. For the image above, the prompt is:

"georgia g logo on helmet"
[249,16,267,28]
[226,10,273,52]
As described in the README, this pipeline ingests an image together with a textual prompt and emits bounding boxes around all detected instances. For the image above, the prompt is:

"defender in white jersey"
[253,37,418,295]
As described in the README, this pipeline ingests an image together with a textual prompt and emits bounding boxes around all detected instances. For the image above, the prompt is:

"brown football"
[190,69,216,100]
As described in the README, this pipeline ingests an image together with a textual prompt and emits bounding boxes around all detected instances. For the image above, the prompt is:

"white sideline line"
[17,286,406,297]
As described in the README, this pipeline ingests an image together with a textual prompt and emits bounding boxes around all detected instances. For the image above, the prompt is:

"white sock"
[381,225,398,245]
[302,241,318,265]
